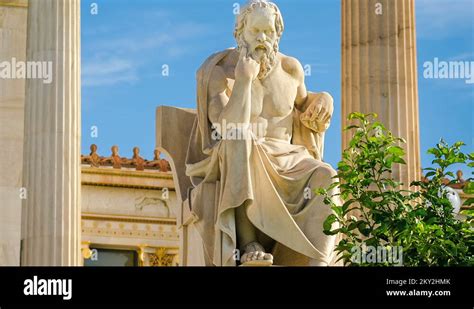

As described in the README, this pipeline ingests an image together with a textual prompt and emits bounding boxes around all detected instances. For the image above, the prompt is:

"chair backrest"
[156,106,196,203]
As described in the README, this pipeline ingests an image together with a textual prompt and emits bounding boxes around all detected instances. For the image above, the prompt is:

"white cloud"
[448,52,474,61]
[94,34,172,54]
[416,0,474,39]
[82,58,138,87]
[82,6,211,88]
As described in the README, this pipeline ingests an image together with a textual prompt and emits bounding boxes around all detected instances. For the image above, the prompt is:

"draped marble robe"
[185,49,340,266]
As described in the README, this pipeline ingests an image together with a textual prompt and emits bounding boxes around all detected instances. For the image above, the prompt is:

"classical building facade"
[0,0,181,267]
[80,145,179,266]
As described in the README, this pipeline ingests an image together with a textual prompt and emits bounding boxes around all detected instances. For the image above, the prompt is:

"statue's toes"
[241,251,274,263]
[264,253,273,260]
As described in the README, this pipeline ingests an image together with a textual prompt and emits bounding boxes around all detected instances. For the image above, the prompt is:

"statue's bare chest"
[226,66,298,120]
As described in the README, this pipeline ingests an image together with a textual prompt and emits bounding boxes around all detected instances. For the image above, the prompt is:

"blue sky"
[81,0,473,178]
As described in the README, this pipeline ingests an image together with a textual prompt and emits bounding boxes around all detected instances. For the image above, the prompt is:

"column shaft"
[21,0,81,266]
[0,0,28,266]
[341,0,421,187]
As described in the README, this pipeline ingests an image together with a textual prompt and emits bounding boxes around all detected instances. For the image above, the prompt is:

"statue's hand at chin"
[235,46,261,81]
[300,92,334,132]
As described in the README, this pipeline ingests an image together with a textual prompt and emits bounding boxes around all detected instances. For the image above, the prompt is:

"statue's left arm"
[286,57,334,133]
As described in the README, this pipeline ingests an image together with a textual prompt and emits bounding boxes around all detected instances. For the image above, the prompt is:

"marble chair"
[156,106,206,266]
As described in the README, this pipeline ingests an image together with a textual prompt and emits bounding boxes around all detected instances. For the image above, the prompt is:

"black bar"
[0,267,472,307]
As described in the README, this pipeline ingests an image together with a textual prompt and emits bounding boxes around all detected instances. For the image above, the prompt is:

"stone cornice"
[81,166,175,190]
[82,166,173,179]
[82,212,176,226]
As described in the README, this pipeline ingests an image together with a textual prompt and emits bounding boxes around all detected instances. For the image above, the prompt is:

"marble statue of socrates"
[185,0,341,266]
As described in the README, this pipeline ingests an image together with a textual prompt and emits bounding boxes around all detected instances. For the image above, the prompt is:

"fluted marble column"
[21,0,81,266]
[0,0,28,266]
[341,0,421,188]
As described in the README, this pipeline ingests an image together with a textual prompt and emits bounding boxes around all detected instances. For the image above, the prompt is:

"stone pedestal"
[0,0,28,266]
[21,0,81,266]
[341,0,421,187]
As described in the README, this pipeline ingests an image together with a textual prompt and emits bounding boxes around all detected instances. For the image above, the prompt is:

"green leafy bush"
[318,112,474,266]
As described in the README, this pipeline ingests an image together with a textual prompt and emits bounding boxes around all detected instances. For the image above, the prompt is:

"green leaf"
[344,125,359,131]
[332,206,343,218]
[414,208,427,217]
[323,228,340,236]
[393,157,406,165]
[337,163,351,172]
[323,214,337,232]
[427,148,441,157]
[357,221,370,237]
[425,171,436,178]
[348,112,365,121]
[387,146,405,156]
[342,199,356,213]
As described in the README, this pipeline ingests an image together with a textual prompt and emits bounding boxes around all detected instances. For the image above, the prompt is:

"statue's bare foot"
[240,241,273,266]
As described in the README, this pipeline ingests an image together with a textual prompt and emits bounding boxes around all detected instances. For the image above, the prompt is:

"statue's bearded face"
[239,7,279,79]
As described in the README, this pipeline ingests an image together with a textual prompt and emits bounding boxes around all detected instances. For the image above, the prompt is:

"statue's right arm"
[208,66,229,126]
[208,49,258,128]
[208,68,253,129]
